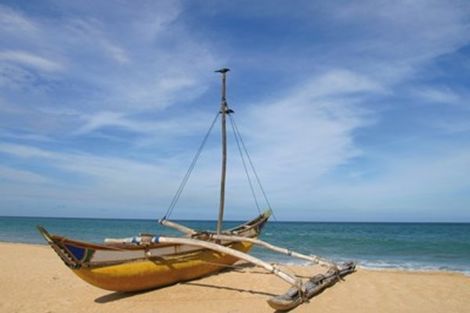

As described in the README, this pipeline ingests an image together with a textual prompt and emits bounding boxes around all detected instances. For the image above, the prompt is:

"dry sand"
[1,242,469,313]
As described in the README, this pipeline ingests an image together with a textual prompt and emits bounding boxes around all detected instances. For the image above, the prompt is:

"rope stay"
[229,114,261,214]
[161,110,277,221]
[162,112,220,220]
[229,114,277,221]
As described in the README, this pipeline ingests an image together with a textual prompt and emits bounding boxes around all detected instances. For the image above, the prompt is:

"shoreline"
[356,265,470,276]
[2,242,469,313]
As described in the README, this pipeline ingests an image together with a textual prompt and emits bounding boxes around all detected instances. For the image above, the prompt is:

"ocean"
[1,216,469,274]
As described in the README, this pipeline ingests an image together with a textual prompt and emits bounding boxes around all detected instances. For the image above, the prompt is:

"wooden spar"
[267,261,356,311]
[216,68,230,235]
[159,219,201,234]
[209,234,335,268]
[159,219,197,235]
[159,219,335,268]
[157,236,303,290]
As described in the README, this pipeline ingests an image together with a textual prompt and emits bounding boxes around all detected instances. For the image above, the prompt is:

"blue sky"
[0,0,469,221]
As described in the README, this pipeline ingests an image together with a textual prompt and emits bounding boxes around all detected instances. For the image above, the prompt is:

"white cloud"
[0,142,220,218]
[413,87,465,106]
[302,69,384,97]
[309,147,470,219]
[64,18,130,64]
[432,120,470,134]
[73,110,215,145]
[333,0,470,61]
[0,165,52,185]
[0,1,220,112]
[0,4,37,34]
[0,0,222,147]
[0,143,55,159]
[0,130,54,142]
[0,64,36,89]
[240,69,379,193]
[0,50,64,72]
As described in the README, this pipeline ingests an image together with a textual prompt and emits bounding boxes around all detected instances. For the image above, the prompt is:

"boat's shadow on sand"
[94,283,276,304]
[181,281,277,297]
[95,290,155,303]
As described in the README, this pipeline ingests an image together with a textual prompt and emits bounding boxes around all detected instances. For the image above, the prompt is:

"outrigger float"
[38,68,355,311]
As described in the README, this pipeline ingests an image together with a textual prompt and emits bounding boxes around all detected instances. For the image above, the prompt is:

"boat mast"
[215,68,230,235]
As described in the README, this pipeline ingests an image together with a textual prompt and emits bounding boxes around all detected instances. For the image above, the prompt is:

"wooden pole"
[157,235,303,290]
[159,219,197,235]
[159,219,335,268]
[209,234,335,268]
[215,68,230,235]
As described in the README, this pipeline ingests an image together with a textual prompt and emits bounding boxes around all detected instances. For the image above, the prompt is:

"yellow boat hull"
[38,211,272,292]
[73,241,253,292]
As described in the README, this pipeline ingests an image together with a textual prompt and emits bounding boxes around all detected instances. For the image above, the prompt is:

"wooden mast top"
[215,68,230,235]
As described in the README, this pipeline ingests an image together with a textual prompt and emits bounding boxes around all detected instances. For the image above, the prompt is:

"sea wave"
[257,253,470,275]
[358,261,470,276]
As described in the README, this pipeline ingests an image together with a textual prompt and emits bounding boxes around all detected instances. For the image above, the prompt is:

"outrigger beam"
[209,234,335,268]
[160,219,335,268]
[157,236,303,290]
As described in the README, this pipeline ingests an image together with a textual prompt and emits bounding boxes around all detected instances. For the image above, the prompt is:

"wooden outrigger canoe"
[37,210,271,292]
[37,208,355,311]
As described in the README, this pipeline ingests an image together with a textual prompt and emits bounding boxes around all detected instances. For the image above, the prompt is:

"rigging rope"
[229,115,278,221]
[162,112,220,220]
[162,110,278,222]
[229,115,261,214]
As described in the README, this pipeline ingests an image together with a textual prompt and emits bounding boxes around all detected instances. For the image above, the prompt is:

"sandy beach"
[1,242,469,313]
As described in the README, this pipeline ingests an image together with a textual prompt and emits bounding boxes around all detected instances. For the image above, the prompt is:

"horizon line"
[1,215,469,224]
